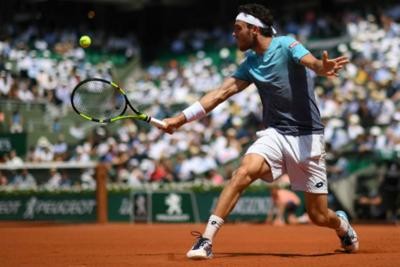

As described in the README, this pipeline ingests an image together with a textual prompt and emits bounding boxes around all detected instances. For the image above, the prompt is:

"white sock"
[336,217,348,236]
[203,214,224,242]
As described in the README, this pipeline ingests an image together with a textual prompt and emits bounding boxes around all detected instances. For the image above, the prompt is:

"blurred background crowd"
[0,0,399,222]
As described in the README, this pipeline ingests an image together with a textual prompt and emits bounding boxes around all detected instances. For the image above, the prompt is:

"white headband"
[236,12,277,35]
[236,12,266,28]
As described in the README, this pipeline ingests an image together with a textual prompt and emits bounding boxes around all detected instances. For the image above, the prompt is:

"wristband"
[182,101,206,122]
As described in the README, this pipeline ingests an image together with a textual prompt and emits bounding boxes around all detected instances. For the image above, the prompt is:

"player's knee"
[229,167,252,190]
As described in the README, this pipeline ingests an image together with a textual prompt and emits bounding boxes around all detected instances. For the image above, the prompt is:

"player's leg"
[213,153,271,218]
[186,153,271,259]
[304,193,339,228]
[284,133,358,252]
[305,192,359,252]
[187,128,283,259]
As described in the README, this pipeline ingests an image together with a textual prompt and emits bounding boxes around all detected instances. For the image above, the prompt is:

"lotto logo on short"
[315,182,324,188]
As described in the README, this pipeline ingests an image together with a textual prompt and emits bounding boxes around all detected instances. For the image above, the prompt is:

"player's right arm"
[161,77,250,134]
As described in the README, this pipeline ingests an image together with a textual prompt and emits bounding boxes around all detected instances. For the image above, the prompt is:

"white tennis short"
[245,128,328,194]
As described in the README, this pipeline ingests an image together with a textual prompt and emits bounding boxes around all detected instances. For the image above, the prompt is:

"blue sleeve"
[280,36,310,63]
[232,57,252,82]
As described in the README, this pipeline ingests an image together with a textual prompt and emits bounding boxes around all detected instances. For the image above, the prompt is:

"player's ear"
[249,24,261,34]
[254,26,263,35]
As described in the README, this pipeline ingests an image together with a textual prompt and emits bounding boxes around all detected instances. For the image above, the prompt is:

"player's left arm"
[300,51,349,77]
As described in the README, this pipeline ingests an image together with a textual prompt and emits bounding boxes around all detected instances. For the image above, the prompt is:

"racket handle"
[149,117,166,128]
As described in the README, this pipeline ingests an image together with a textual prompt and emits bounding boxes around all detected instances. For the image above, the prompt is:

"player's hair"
[238,3,274,37]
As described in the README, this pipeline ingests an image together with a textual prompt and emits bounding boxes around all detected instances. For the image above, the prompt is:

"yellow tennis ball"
[79,35,91,48]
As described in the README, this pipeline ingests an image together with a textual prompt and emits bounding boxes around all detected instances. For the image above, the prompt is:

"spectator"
[10,168,37,189]
[380,13,400,38]
[0,70,13,97]
[347,114,364,141]
[126,160,145,187]
[69,122,86,141]
[59,171,72,188]
[266,185,309,226]
[0,171,8,186]
[80,168,96,189]
[356,179,385,220]
[53,134,68,161]
[33,136,54,162]
[0,107,6,132]
[45,168,61,189]
[6,150,23,166]
[9,110,23,133]
[150,158,174,183]
[204,169,224,186]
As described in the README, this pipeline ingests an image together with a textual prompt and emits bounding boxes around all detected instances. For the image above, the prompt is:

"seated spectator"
[380,12,400,38]
[9,110,23,133]
[0,171,8,186]
[10,168,37,189]
[125,160,145,187]
[0,108,6,132]
[33,136,54,162]
[0,70,13,97]
[204,169,224,186]
[150,158,174,183]
[6,150,24,166]
[356,189,385,220]
[45,168,61,189]
[69,122,86,141]
[53,134,68,161]
[354,167,383,218]
[80,168,96,190]
[59,170,72,188]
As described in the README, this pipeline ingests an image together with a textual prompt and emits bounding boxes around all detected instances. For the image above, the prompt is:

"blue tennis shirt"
[232,36,324,136]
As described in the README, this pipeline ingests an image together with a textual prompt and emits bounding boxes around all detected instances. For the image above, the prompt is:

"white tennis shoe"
[186,231,213,259]
[336,210,359,252]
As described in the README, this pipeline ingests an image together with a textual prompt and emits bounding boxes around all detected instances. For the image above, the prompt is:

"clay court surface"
[1,222,399,267]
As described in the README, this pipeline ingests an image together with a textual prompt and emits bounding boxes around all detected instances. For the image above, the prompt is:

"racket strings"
[72,80,126,120]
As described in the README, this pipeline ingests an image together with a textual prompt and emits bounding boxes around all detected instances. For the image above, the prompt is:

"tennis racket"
[71,78,165,128]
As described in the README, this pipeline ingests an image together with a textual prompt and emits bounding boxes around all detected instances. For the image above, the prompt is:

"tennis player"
[160,3,359,259]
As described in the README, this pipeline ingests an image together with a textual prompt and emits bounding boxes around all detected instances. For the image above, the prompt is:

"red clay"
[0,222,399,267]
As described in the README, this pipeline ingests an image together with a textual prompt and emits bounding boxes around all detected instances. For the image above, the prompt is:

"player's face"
[233,21,254,51]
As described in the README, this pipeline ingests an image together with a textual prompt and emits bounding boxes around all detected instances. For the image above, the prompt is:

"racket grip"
[149,117,166,128]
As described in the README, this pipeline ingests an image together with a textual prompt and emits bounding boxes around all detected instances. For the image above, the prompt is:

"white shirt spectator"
[17,87,34,102]
[69,123,85,140]
[376,98,396,125]
[45,169,62,189]
[0,71,13,96]
[81,169,96,189]
[55,84,70,105]
[347,114,365,140]
[6,150,24,166]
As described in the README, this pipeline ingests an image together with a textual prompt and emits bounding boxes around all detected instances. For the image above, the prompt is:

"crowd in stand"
[0,23,139,118]
[1,6,400,197]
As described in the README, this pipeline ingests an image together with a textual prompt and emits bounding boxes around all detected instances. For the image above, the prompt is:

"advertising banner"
[151,192,197,223]
[0,193,96,221]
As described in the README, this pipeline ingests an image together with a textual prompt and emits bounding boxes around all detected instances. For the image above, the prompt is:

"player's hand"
[160,115,186,134]
[322,50,349,77]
